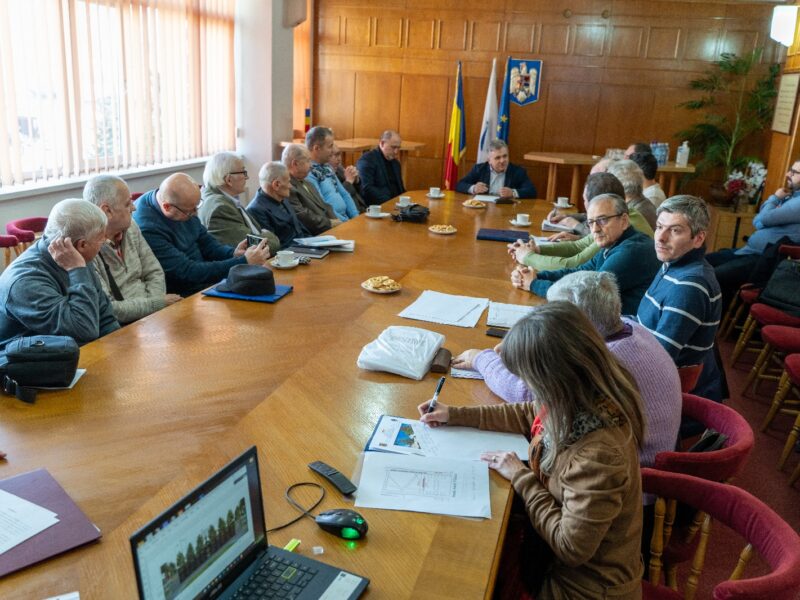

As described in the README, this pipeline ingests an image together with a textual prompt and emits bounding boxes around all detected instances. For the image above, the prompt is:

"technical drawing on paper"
[381,468,456,498]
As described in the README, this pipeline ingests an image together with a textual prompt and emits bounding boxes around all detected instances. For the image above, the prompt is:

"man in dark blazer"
[456,139,537,199]
[357,130,406,205]
[248,162,311,249]
[283,143,341,236]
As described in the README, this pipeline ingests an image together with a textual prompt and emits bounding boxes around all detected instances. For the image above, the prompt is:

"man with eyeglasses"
[357,130,406,206]
[134,173,271,296]
[705,159,800,307]
[198,151,280,255]
[511,193,659,314]
[637,195,724,402]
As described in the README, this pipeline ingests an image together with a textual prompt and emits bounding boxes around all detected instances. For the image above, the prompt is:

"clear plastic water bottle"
[676,141,690,168]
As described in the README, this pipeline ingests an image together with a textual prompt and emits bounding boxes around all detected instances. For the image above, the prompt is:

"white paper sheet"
[0,489,60,555]
[355,452,490,518]
[37,369,86,390]
[450,367,484,380]
[366,415,529,460]
[398,291,489,328]
[293,235,351,248]
[486,302,536,328]
[472,194,499,203]
[541,218,575,233]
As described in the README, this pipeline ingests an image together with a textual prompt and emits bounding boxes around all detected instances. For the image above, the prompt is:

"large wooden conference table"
[0,191,550,599]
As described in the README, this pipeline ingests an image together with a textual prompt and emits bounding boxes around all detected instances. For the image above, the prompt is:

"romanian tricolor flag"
[444,61,466,190]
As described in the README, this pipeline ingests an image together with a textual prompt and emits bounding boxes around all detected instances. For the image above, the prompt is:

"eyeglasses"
[586,213,624,228]
[229,170,248,177]
[789,168,800,176]
[170,200,203,217]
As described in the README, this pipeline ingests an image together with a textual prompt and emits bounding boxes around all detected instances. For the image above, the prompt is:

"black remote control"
[308,461,357,495]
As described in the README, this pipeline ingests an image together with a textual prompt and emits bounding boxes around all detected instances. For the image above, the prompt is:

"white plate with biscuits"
[428,224,457,235]
[462,199,486,209]
[361,276,402,294]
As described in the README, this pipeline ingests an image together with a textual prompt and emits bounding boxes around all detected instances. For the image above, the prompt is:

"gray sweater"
[0,237,119,351]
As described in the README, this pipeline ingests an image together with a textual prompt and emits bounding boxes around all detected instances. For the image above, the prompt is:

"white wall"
[0,0,295,231]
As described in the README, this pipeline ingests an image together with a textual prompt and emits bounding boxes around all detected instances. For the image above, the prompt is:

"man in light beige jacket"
[85,174,181,323]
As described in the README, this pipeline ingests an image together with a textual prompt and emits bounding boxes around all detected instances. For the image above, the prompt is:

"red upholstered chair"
[130,192,144,202]
[652,393,754,589]
[765,354,800,484]
[731,303,800,366]
[719,284,761,340]
[744,325,800,397]
[778,244,800,260]
[6,217,48,252]
[677,365,703,394]
[642,468,800,600]
[0,234,19,267]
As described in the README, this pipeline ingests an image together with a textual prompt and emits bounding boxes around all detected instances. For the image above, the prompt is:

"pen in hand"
[427,376,446,413]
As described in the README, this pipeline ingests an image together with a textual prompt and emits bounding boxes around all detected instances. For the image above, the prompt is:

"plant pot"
[708,183,731,206]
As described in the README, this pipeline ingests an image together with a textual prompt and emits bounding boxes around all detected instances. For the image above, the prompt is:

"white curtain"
[0,0,236,189]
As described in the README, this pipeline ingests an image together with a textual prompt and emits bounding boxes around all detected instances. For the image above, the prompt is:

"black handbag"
[391,203,430,223]
[0,335,80,403]
[759,259,800,318]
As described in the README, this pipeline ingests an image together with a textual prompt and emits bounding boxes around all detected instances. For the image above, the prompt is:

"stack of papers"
[486,302,536,329]
[541,218,575,233]
[399,291,489,328]
[472,194,500,203]
[354,415,529,518]
[0,489,59,554]
[450,367,484,380]
[293,235,355,252]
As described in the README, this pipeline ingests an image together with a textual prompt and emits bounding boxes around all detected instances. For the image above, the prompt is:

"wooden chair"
[719,284,760,340]
[0,234,19,268]
[652,393,754,591]
[6,217,48,252]
[731,303,800,366]
[762,354,800,482]
[744,325,800,397]
[642,468,800,600]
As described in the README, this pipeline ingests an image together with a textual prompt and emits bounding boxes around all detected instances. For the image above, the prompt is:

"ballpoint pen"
[427,376,446,413]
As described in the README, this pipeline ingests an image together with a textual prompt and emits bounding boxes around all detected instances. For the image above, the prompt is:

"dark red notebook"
[0,468,101,577]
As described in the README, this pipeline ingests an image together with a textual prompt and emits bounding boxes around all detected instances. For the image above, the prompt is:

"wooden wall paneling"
[375,16,403,48]
[407,17,436,50]
[594,86,656,153]
[539,21,571,55]
[683,27,721,62]
[314,69,356,138]
[343,15,371,46]
[438,18,468,50]
[353,72,402,138]
[470,20,503,52]
[610,25,645,58]
[542,82,601,153]
[398,74,450,162]
[646,27,681,60]
[505,21,536,53]
[318,16,341,46]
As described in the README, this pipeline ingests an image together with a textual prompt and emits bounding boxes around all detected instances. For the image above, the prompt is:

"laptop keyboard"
[232,554,318,599]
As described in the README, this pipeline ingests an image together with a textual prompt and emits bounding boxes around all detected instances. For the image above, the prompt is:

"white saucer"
[426,193,445,199]
[366,212,390,218]
[552,203,573,209]
[510,219,531,227]
[270,258,300,269]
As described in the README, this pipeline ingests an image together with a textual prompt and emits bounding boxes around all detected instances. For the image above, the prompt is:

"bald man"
[134,173,270,296]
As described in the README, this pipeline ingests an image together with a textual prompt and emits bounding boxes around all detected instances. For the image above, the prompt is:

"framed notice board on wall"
[772,73,800,135]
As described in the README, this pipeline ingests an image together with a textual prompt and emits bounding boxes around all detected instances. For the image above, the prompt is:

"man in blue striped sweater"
[637,195,724,400]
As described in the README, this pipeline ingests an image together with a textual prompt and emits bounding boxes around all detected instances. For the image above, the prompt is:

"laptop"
[130,447,369,600]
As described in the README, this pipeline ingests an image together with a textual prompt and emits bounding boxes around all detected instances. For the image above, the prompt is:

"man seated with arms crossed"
[454,270,681,470]
[84,174,181,324]
[247,162,310,249]
[705,159,800,307]
[283,143,341,236]
[198,152,280,255]
[0,199,119,350]
[456,139,536,200]
[638,195,724,401]
[134,173,270,296]
[329,144,367,212]
[629,151,666,207]
[305,126,359,221]
[512,193,660,314]
[356,130,406,206]
[508,172,653,270]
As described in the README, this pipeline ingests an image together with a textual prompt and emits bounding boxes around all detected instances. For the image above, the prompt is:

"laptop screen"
[131,447,266,600]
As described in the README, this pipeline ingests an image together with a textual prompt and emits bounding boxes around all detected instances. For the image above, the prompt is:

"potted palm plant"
[676,48,779,205]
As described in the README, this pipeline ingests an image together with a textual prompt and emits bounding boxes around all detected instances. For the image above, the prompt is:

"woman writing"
[419,302,645,599]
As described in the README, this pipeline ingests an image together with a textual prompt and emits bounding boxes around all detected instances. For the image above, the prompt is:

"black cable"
[266,482,326,533]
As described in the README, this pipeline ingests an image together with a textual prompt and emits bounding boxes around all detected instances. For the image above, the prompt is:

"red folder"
[0,468,101,578]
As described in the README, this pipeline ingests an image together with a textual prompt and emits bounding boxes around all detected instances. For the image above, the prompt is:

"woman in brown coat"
[420,302,645,599]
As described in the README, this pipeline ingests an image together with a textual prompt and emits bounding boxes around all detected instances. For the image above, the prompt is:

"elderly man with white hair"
[0,198,120,351]
[283,143,341,235]
[452,270,681,470]
[84,174,180,324]
[607,159,657,229]
[247,162,310,249]
[198,151,279,254]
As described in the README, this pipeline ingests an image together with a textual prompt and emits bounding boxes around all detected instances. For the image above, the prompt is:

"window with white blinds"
[0,0,236,190]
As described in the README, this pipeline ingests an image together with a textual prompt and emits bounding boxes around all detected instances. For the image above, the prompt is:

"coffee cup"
[276,250,295,267]
[556,196,570,208]
[398,195,412,206]
[429,187,441,197]
[367,205,381,216]
[516,213,530,225]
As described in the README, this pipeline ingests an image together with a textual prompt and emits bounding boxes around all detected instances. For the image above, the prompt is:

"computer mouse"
[315,508,368,540]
